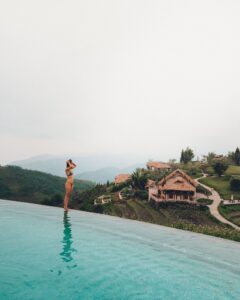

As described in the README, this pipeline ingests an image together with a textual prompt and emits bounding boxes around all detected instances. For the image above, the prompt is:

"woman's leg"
[64,183,72,211]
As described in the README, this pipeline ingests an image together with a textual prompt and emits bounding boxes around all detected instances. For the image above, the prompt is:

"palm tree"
[131,170,147,190]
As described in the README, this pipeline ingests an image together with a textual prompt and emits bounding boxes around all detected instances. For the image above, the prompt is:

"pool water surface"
[0,200,240,300]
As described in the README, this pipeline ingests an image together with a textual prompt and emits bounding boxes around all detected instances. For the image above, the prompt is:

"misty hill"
[75,164,145,184]
[0,165,94,204]
[9,154,146,178]
[9,155,68,177]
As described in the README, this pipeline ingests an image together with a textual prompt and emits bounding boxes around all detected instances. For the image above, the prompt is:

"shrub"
[212,161,229,177]
[121,187,133,199]
[197,198,213,205]
[230,177,240,191]
[111,181,129,192]
[134,190,148,200]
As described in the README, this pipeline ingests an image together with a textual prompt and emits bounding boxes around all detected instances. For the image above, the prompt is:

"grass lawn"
[219,204,240,226]
[199,176,240,200]
[225,165,240,176]
[206,165,240,176]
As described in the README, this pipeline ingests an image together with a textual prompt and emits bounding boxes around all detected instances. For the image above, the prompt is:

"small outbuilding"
[94,195,112,205]
[146,161,171,172]
[114,174,131,185]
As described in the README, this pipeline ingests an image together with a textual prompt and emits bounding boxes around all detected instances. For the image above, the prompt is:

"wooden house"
[148,169,197,203]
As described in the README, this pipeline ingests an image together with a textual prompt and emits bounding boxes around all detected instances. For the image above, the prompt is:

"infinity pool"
[0,200,240,300]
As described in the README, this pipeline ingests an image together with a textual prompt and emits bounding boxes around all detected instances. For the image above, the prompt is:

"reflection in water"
[60,212,77,267]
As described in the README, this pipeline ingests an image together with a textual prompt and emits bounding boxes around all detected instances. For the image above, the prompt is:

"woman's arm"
[70,162,77,169]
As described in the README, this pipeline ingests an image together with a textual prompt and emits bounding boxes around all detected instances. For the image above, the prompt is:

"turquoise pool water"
[0,200,240,300]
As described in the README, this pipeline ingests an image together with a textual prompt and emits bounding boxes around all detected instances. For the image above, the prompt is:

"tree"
[206,152,216,164]
[180,150,184,163]
[131,170,147,190]
[234,147,240,166]
[230,177,240,191]
[180,147,194,164]
[212,161,229,177]
[228,151,235,163]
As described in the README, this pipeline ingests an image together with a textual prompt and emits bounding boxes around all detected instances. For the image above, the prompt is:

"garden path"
[196,175,240,230]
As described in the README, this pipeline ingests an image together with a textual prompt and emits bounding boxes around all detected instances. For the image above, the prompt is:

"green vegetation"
[225,165,240,176]
[175,161,203,179]
[70,184,107,212]
[0,166,94,204]
[230,176,240,191]
[134,190,148,200]
[199,176,240,200]
[197,198,213,205]
[42,194,63,206]
[180,147,194,164]
[200,165,240,200]
[228,147,240,166]
[212,161,229,177]
[196,184,212,196]
[168,223,240,241]
[234,147,240,165]
[131,170,148,190]
[205,152,216,164]
[219,205,240,227]
[206,166,214,175]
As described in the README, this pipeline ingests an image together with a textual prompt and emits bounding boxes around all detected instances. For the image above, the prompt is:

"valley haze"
[9,154,146,183]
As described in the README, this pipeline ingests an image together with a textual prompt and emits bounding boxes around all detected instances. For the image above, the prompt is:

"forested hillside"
[0,166,94,204]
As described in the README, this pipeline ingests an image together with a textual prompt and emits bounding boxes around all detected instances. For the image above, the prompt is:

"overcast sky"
[1,0,240,164]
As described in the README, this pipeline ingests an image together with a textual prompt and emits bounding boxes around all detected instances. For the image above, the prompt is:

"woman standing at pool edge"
[64,159,77,212]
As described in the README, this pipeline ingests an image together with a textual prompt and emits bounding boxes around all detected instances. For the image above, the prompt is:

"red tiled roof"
[158,169,197,192]
[147,161,171,169]
[159,169,197,186]
[114,174,131,184]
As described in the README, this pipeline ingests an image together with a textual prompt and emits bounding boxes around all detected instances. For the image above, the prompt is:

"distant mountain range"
[75,164,145,184]
[9,154,146,183]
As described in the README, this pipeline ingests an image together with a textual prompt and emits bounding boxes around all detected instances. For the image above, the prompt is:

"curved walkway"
[196,175,240,230]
